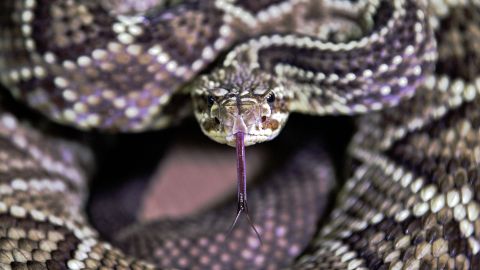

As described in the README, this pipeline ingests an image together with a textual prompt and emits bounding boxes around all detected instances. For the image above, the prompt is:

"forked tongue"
[227,131,262,243]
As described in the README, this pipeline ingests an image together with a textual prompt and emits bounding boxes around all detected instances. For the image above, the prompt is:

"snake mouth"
[208,132,270,147]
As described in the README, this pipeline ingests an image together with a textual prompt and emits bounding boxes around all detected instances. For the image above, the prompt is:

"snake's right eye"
[207,95,215,107]
[267,93,275,104]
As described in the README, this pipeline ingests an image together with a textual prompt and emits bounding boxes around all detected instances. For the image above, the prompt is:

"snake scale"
[0,0,479,269]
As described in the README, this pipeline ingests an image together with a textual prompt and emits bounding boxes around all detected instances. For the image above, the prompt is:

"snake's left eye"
[267,93,275,104]
[207,95,215,107]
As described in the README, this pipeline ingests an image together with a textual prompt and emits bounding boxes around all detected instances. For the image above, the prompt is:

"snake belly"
[0,0,479,270]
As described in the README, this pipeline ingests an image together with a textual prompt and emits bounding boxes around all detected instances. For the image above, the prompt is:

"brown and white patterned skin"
[293,1,480,269]
[0,0,235,131]
[0,0,352,132]
[0,110,155,270]
[191,0,436,146]
[0,0,479,270]
[0,0,434,139]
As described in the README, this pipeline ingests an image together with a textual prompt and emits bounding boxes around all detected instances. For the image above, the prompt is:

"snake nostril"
[262,116,267,122]
[214,117,220,124]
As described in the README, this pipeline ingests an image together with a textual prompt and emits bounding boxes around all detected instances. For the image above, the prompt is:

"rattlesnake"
[0,0,479,269]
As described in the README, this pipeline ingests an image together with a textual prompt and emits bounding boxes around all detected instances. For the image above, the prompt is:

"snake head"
[191,65,291,147]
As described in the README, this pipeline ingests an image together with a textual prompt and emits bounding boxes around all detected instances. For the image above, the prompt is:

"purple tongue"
[235,132,247,200]
[228,132,262,243]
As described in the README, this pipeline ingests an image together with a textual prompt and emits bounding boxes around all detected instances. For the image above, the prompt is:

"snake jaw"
[197,104,287,146]
[210,107,283,147]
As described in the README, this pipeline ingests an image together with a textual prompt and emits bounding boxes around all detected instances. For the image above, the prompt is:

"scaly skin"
[0,0,328,131]
[192,0,435,146]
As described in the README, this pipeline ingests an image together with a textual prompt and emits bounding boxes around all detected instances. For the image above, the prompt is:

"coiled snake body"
[0,0,479,269]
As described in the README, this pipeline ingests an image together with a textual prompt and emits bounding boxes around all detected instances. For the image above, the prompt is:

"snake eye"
[207,95,215,107]
[267,93,275,104]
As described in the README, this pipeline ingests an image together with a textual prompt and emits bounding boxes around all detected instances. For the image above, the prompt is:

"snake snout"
[219,103,261,133]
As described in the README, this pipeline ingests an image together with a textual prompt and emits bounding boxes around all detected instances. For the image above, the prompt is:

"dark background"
[0,84,355,240]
